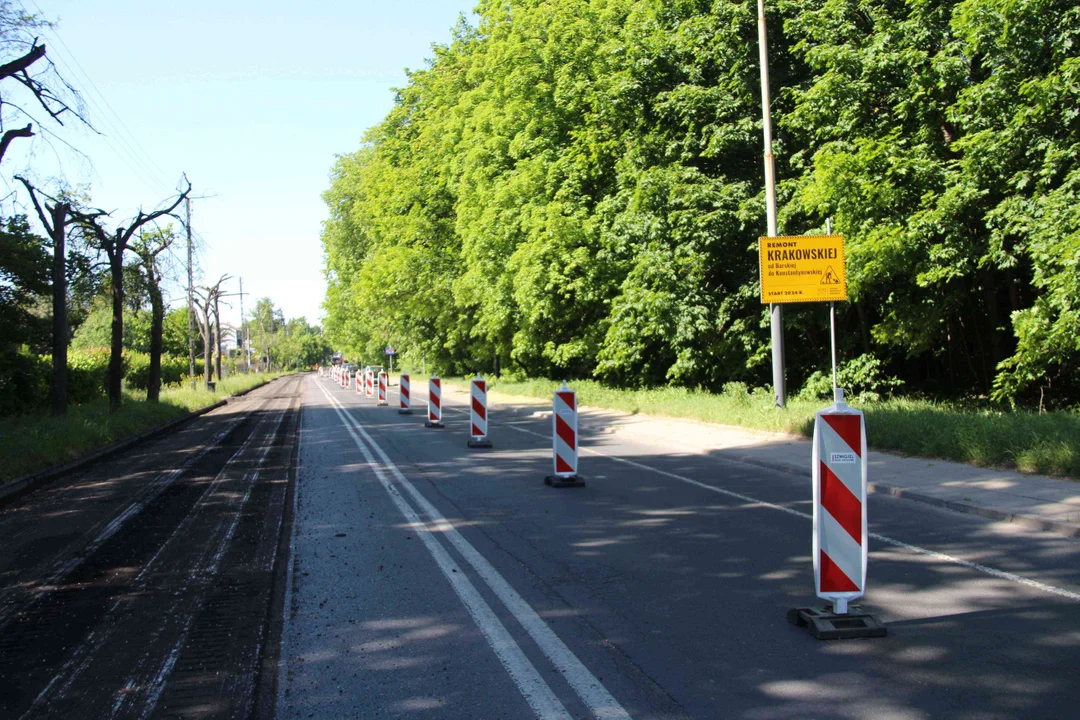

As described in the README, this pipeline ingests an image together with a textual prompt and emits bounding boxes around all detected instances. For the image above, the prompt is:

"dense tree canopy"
[322,0,1080,407]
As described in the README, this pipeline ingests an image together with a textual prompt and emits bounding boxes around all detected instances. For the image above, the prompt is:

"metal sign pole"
[826,218,837,394]
[831,302,838,394]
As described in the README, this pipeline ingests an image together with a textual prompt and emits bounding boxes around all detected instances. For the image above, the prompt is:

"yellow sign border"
[758,234,848,304]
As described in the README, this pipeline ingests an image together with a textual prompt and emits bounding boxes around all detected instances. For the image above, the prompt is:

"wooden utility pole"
[238,277,248,372]
[213,291,223,381]
[186,197,196,388]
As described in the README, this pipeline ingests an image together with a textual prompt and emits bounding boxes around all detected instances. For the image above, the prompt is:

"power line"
[21,1,175,196]
[27,0,172,187]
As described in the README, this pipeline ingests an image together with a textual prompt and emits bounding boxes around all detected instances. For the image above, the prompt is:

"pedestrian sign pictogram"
[759,235,847,303]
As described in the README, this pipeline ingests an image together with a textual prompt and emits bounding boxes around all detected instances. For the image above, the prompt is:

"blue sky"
[13,0,476,327]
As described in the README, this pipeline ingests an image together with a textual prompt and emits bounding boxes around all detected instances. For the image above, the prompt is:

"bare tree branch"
[0,123,33,160]
[0,41,46,80]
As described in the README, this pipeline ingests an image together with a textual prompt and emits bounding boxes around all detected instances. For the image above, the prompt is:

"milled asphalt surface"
[278,374,1080,719]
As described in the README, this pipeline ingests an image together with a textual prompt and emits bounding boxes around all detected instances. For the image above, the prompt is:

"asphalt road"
[279,374,1080,720]
[0,376,302,720]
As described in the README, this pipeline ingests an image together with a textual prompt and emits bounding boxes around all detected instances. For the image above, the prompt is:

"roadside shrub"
[799,354,904,403]
[1,348,212,417]
[0,350,49,416]
[111,352,201,391]
[68,347,112,404]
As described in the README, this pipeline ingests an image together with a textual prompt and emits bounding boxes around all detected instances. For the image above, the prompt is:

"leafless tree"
[193,274,230,390]
[71,178,192,411]
[14,175,71,415]
[131,225,178,402]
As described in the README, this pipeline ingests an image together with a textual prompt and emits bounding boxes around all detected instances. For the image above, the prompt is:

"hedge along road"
[283,374,1080,719]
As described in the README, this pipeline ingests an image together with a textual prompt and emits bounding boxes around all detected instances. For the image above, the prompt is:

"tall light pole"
[757,0,786,407]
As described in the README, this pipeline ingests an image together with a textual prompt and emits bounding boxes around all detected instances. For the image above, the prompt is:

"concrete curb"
[709,450,1080,540]
[0,377,280,508]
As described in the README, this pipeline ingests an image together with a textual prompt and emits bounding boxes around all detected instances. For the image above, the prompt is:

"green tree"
[248,297,284,371]
[0,215,49,350]
[161,306,191,357]
[318,0,1080,407]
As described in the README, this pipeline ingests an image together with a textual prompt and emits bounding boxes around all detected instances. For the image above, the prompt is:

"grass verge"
[459,377,1079,479]
[0,373,290,484]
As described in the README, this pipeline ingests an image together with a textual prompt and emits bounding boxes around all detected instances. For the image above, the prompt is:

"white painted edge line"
[323,383,631,720]
[314,381,574,720]
[490,412,1080,604]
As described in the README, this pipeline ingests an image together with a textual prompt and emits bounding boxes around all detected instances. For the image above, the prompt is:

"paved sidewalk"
[462,384,1080,539]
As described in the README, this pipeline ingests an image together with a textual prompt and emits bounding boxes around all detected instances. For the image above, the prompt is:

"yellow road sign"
[758,234,848,304]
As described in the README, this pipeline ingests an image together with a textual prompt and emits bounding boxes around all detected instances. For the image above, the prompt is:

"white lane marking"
[492,416,1080,604]
[314,380,573,720]
[320,381,632,720]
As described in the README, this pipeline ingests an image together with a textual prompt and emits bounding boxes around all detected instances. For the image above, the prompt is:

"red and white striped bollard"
[545,381,583,487]
[398,373,412,414]
[789,388,886,639]
[425,376,444,428]
[377,371,388,406]
[467,373,492,448]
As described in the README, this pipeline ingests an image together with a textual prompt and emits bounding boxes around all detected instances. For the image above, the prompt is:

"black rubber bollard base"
[545,474,586,488]
[467,438,493,449]
[787,605,887,640]
[377,402,388,407]
[424,420,445,428]
[398,409,413,415]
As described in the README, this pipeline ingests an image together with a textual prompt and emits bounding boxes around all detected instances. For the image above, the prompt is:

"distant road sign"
[385,346,396,355]
[759,234,848,304]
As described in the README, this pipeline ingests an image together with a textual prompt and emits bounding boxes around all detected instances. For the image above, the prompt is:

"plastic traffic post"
[425,376,444,428]
[377,371,388,406]
[398,373,412,414]
[356,368,363,395]
[467,373,492,448]
[545,381,584,487]
[788,388,886,640]
[365,369,375,399]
